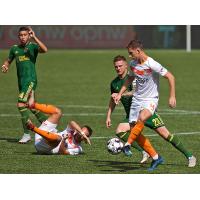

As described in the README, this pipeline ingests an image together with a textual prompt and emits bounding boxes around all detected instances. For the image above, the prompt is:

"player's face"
[114,60,127,76]
[128,47,141,60]
[18,31,29,45]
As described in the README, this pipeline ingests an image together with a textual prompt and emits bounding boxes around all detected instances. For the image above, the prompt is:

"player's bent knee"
[116,127,126,134]
[116,123,130,133]
[116,128,122,134]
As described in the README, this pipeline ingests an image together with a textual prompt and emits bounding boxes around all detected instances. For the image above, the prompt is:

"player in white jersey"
[114,39,176,171]
[26,102,92,155]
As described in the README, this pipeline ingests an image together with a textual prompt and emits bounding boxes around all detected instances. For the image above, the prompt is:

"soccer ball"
[107,137,124,155]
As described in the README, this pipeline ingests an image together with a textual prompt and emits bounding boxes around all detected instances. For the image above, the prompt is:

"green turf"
[0,49,199,173]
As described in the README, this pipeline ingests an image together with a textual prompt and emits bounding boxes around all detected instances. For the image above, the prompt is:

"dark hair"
[83,125,93,137]
[127,39,144,50]
[113,55,127,63]
[18,26,30,33]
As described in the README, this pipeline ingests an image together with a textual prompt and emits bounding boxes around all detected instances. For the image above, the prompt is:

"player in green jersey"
[1,26,48,144]
[106,55,196,167]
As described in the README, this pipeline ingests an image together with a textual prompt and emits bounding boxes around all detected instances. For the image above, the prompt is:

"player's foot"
[148,155,164,171]
[140,151,150,164]
[122,144,132,157]
[26,119,35,131]
[18,133,31,144]
[188,156,196,167]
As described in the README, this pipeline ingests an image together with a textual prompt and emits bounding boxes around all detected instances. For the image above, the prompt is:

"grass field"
[0,49,200,174]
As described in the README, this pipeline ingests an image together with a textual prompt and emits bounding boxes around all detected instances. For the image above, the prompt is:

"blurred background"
[0,25,199,49]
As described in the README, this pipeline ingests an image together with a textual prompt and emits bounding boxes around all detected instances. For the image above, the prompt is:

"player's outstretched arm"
[164,71,176,108]
[28,26,48,53]
[69,120,91,145]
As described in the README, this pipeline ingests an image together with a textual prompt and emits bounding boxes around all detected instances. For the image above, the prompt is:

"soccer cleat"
[188,156,196,167]
[140,151,150,164]
[148,155,164,171]
[18,133,31,144]
[122,144,132,157]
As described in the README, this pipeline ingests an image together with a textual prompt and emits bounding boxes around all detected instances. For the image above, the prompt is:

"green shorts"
[18,81,36,103]
[121,112,164,129]
[145,112,165,129]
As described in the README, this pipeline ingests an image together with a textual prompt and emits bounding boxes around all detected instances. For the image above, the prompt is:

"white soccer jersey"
[129,57,168,99]
[58,127,83,155]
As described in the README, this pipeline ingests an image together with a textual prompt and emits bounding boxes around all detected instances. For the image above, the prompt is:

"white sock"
[152,154,159,160]
[125,142,131,146]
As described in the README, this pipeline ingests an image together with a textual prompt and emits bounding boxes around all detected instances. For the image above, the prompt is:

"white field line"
[0,111,200,117]
[0,103,200,116]
[0,102,200,112]
[0,127,200,139]
[91,131,200,139]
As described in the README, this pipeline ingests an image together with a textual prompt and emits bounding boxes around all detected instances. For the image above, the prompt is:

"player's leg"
[17,82,35,144]
[116,122,150,163]
[127,108,151,146]
[27,120,61,143]
[116,122,144,151]
[155,126,196,167]
[122,101,148,156]
[33,121,62,154]
[28,90,48,123]
[29,102,62,142]
[136,133,163,171]
[124,100,163,170]
[146,112,196,167]
[30,102,62,124]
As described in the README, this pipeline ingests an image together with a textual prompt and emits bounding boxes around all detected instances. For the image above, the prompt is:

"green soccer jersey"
[110,74,132,119]
[8,42,39,90]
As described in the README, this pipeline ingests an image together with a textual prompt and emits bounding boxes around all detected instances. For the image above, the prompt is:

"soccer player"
[106,55,150,164]
[107,55,196,168]
[1,26,48,144]
[114,40,196,169]
[26,102,92,155]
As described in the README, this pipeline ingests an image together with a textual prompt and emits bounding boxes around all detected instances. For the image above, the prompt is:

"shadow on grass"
[0,137,19,143]
[88,159,148,172]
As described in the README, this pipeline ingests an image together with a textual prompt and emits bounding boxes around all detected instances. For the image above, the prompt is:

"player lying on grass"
[1,26,48,144]
[107,55,196,167]
[26,102,92,155]
[114,40,196,168]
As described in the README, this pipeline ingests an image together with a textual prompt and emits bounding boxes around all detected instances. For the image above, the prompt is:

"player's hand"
[113,94,121,105]
[83,134,91,145]
[106,118,112,128]
[169,96,176,108]
[28,26,36,39]
[111,93,118,99]
[1,64,9,73]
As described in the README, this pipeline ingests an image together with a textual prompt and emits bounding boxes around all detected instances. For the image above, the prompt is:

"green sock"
[18,106,31,134]
[30,109,48,123]
[116,132,144,152]
[166,134,192,159]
